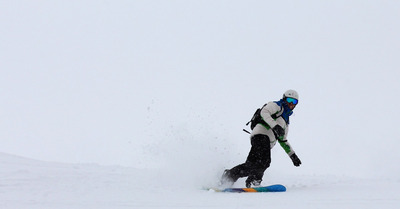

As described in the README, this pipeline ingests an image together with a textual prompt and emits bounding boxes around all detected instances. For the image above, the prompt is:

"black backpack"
[245,103,267,131]
[244,103,282,134]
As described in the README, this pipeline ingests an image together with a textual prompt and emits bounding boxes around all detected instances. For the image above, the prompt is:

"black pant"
[227,134,271,183]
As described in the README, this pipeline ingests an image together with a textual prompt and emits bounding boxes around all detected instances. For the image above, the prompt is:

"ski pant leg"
[245,134,271,182]
[227,134,271,182]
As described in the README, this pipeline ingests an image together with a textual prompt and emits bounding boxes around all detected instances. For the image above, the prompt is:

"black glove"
[290,153,302,167]
[272,125,285,140]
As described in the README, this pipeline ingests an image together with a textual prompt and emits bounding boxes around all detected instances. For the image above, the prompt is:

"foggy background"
[1,0,399,179]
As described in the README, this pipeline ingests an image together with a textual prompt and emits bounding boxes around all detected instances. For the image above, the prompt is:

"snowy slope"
[0,152,398,209]
[1,1,400,208]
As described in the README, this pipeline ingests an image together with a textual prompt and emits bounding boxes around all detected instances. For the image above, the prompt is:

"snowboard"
[205,184,286,193]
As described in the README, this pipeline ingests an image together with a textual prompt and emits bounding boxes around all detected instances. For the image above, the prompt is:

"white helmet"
[283,89,299,100]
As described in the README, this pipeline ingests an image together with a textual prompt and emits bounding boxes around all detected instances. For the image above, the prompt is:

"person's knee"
[261,158,271,169]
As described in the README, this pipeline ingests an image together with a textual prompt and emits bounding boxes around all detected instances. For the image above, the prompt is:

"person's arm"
[278,127,302,167]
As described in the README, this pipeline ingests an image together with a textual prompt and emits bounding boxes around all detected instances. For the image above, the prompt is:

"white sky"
[1,1,399,177]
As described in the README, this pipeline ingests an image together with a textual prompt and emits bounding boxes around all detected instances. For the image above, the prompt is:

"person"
[221,90,302,188]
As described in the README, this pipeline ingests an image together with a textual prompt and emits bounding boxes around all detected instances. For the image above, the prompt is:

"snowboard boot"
[245,179,262,188]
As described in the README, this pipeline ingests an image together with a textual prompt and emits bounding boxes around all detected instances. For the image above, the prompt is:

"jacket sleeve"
[278,126,295,156]
[278,140,295,156]
[260,102,280,129]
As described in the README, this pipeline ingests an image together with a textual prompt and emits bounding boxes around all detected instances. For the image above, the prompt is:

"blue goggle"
[285,97,298,105]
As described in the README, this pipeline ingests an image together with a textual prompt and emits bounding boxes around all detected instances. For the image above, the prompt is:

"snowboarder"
[221,90,302,188]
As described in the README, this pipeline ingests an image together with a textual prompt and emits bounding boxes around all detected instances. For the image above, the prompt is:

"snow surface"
[0,152,399,209]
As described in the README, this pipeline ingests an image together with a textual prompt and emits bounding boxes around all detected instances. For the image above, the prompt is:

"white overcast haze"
[1,0,400,180]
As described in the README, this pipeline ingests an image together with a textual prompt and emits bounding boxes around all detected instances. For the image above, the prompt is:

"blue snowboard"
[206,184,286,193]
